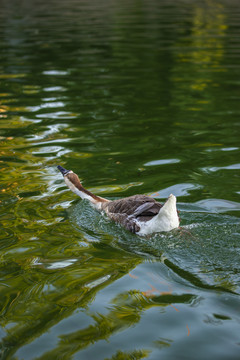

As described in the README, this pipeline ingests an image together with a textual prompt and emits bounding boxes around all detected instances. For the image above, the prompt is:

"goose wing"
[103,195,162,234]
[105,195,162,221]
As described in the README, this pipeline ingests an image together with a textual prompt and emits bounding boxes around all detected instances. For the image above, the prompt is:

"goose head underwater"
[57,165,180,236]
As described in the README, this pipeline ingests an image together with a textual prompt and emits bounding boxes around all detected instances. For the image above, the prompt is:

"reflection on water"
[0,0,240,359]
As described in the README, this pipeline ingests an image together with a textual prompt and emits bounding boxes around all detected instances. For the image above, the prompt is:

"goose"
[57,165,180,236]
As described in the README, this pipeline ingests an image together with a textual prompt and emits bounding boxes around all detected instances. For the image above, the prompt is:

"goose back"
[103,195,162,221]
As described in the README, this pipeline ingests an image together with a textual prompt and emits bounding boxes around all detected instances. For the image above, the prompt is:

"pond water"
[0,0,240,359]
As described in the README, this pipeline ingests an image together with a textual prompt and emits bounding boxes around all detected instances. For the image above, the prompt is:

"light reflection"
[26,123,69,141]
[51,200,74,209]
[171,0,228,110]
[42,70,69,76]
[43,86,66,92]
[86,275,111,289]
[47,259,77,269]
[28,101,65,112]
[150,183,203,198]
[195,198,240,213]
[36,111,78,119]
[202,163,240,173]
[144,159,180,166]
[205,147,239,152]
[0,73,26,79]
[31,146,64,154]
[90,182,144,195]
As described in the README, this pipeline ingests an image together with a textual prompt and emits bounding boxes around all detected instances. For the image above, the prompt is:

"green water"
[0,0,240,359]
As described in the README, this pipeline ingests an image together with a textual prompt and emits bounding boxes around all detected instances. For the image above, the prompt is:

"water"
[0,0,240,359]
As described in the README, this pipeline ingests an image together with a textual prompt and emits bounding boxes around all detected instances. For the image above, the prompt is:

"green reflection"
[0,0,240,359]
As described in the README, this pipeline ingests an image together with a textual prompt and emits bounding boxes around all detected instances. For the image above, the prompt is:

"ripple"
[144,159,180,166]
[0,73,26,79]
[202,163,240,173]
[205,147,239,152]
[90,182,144,195]
[27,124,68,141]
[31,146,64,155]
[35,259,77,269]
[86,275,111,289]
[36,111,78,119]
[28,101,65,112]
[42,70,69,76]
[195,198,240,213]
[221,147,239,152]
[43,86,67,92]
[150,183,203,198]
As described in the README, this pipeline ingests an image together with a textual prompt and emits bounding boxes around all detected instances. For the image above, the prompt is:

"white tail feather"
[136,194,179,235]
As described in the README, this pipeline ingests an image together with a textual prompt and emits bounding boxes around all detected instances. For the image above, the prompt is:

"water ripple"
[144,159,180,166]
[150,183,203,198]
[202,163,240,173]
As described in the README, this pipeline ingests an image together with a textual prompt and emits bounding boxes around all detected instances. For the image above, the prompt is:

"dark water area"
[0,0,240,359]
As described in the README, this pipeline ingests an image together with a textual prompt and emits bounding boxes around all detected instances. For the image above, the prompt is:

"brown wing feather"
[102,195,163,234]
[105,195,162,219]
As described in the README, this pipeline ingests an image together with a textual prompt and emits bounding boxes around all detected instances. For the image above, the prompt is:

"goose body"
[57,166,180,236]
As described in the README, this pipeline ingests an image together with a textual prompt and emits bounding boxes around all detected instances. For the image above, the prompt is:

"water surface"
[0,0,240,359]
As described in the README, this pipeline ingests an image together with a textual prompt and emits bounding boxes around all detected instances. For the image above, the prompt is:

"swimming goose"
[57,165,180,236]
